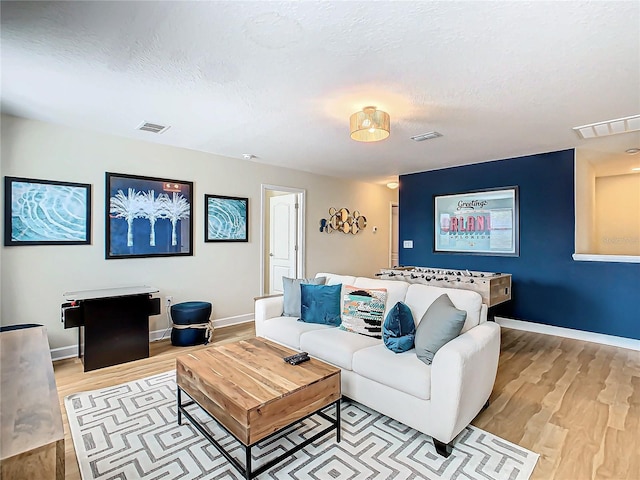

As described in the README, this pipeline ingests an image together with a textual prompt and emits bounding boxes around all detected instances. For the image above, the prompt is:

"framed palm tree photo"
[105,172,193,259]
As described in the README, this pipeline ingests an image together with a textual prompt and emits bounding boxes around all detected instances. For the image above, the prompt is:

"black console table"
[61,286,160,372]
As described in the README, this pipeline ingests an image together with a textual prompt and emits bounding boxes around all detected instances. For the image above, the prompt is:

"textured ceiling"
[2,1,639,183]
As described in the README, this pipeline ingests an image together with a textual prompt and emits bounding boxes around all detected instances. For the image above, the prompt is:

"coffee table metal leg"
[177,388,182,425]
[180,394,339,479]
[336,398,341,442]
[245,446,252,480]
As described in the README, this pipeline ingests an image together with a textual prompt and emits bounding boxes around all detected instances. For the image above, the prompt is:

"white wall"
[1,115,397,349]
[574,156,596,253]
[595,173,640,255]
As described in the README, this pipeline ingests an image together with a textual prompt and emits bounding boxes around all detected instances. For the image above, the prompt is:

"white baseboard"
[50,344,79,362]
[210,313,254,328]
[149,327,172,343]
[50,313,255,362]
[495,317,640,351]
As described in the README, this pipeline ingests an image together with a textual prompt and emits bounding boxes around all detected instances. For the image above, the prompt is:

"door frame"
[260,184,306,295]
[389,201,399,268]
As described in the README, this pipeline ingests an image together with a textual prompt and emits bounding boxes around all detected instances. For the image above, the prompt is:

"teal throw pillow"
[282,276,326,317]
[415,294,466,365]
[299,283,342,326]
[383,301,416,353]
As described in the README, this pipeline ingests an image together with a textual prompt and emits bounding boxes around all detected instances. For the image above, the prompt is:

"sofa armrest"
[254,295,284,337]
[254,294,284,301]
[479,303,488,323]
[429,321,500,443]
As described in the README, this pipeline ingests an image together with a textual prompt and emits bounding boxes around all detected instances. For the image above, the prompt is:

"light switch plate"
[403,240,413,248]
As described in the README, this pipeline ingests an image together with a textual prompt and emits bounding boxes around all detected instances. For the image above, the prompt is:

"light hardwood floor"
[53,324,639,480]
[474,328,639,480]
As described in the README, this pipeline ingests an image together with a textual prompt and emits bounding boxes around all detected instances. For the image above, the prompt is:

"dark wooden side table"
[61,286,160,371]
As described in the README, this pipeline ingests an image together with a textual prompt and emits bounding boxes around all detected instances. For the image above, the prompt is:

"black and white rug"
[65,371,538,480]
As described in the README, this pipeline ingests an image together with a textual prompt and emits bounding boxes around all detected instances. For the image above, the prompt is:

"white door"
[269,194,298,294]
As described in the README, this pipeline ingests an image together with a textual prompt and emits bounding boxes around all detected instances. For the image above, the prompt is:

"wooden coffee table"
[176,337,341,479]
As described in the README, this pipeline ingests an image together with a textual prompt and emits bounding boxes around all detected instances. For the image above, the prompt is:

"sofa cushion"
[261,316,333,350]
[315,273,358,304]
[382,301,416,353]
[300,328,380,370]
[415,294,466,365]
[282,276,326,317]
[405,284,482,333]
[316,273,357,287]
[300,283,342,326]
[352,277,409,317]
[352,344,431,400]
[340,285,387,338]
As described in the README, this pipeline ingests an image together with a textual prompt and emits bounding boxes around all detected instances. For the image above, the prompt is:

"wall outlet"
[403,240,414,248]
[164,296,173,307]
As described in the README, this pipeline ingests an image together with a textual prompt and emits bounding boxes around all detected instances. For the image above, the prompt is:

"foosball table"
[377,266,511,312]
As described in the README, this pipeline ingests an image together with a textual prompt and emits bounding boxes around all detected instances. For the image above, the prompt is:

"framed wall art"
[205,194,248,242]
[4,176,91,246]
[434,186,519,256]
[106,172,193,259]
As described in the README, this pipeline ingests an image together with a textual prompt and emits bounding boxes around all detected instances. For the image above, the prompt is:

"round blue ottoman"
[170,301,212,346]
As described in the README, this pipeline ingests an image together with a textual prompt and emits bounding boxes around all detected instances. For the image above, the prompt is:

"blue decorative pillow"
[383,301,416,353]
[299,283,342,326]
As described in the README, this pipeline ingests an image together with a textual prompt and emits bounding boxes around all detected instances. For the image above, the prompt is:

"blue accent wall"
[399,149,640,340]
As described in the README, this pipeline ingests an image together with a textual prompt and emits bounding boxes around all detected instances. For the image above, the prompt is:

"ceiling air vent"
[410,131,443,142]
[573,114,640,139]
[136,122,170,134]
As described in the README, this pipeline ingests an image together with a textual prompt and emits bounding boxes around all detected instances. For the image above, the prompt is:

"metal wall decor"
[319,207,367,234]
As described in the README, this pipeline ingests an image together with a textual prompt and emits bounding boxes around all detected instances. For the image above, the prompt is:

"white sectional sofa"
[254,273,501,457]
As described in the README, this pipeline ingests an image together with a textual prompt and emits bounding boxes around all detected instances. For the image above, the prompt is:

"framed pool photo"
[205,194,248,242]
[4,176,92,246]
[106,172,193,259]
[434,186,519,256]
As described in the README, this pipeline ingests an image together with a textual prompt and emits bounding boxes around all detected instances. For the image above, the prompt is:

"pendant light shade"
[350,106,390,142]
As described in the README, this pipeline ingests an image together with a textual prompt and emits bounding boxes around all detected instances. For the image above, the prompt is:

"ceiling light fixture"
[350,106,390,142]
[625,148,640,155]
[632,167,640,171]
[386,182,399,189]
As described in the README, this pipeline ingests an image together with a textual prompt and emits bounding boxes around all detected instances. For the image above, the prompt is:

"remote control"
[289,355,310,365]
[284,352,308,362]
[283,352,308,363]
[283,352,298,362]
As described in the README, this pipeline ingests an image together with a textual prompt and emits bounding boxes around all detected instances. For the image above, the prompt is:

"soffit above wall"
[577,132,640,177]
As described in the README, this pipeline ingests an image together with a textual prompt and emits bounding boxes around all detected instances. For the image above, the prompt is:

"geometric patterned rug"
[65,371,539,480]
